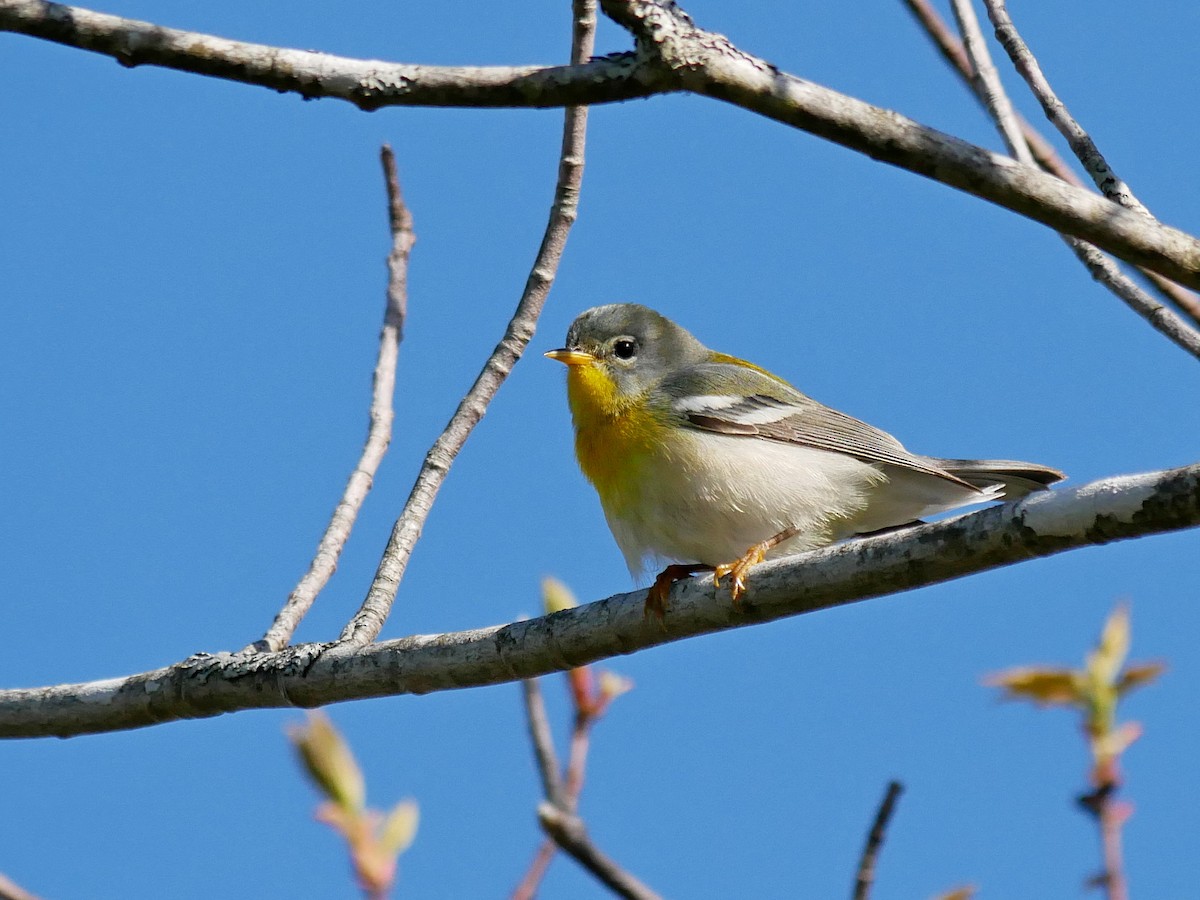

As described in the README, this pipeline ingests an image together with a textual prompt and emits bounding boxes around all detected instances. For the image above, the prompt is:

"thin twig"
[983,0,1200,329]
[950,0,1025,160]
[948,0,1200,362]
[563,710,593,813]
[514,672,603,897]
[900,0,1200,328]
[0,874,41,900]
[1079,784,1129,900]
[538,804,663,900]
[248,146,413,653]
[982,0,1147,216]
[852,781,904,900]
[1098,799,1129,900]
[336,0,597,646]
[522,678,565,808]
[902,0,1064,175]
[513,677,568,897]
[511,839,558,900]
[524,653,650,897]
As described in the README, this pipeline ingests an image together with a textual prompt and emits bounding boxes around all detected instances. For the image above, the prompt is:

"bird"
[545,303,1065,618]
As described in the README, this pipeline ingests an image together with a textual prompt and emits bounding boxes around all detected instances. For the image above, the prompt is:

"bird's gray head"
[546,303,709,397]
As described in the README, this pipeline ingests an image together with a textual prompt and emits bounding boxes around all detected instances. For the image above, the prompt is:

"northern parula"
[546,303,1065,617]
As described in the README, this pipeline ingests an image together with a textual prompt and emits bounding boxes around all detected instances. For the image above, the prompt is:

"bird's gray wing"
[661,362,978,489]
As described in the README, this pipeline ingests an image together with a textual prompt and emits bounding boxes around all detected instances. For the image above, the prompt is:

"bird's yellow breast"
[566,364,663,514]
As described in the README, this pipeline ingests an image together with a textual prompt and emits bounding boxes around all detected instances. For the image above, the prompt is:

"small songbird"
[546,303,1064,617]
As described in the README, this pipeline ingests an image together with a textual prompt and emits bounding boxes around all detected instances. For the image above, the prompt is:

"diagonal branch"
[335,0,597,645]
[947,0,1200,362]
[512,676,565,900]
[899,0,1200,328]
[521,678,565,809]
[5,0,1200,288]
[537,804,662,900]
[852,781,904,900]
[982,0,1148,216]
[248,146,414,655]
[598,0,1200,289]
[0,0,651,110]
[0,873,42,900]
[2,463,1197,739]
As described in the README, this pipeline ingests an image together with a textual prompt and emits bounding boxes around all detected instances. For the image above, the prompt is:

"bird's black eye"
[612,338,637,360]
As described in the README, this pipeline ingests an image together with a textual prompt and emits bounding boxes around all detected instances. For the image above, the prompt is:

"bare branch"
[598,0,1200,288]
[522,678,565,809]
[511,839,558,900]
[1,464,1197,739]
[901,0,1106,183]
[5,0,1200,288]
[336,0,597,645]
[537,804,663,900]
[852,781,904,900]
[977,0,1200,331]
[0,0,650,110]
[563,711,592,814]
[0,873,42,900]
[950,0,1026,161]
[948,0,1200,362]
[248,146,414,655]
[900,0,1200,329]
[1084,784,1129,900]
[1058,242,1200,360]
[982,0,1147,216]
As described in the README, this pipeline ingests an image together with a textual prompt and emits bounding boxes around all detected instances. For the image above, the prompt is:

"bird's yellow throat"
[565,364,660,509]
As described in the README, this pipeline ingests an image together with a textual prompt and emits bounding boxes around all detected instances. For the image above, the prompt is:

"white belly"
[602,429,885,576]
[601,429,993,577]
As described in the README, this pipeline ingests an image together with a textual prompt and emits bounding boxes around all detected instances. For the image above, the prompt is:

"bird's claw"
[713,544,768,605]
[644,564,714,623]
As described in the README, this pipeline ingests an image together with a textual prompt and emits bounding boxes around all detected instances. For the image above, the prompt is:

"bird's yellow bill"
[544,349,595,366]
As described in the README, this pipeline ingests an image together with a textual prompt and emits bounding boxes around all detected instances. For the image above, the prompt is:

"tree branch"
[946,0,1200,362]
[0,0,652,110]
[899,0,1200,328]
[600,0,1200,289]
[335,0,597,645]
[537,804,662,900]
[247,146,414,654]
[521,678,565,809]
[2,464,1197,739]
[5,0,1200,288]
[852,781,904,900]
[982,0,1148,218]
[0,873,42,900]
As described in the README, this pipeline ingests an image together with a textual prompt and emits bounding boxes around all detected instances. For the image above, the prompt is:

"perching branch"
[2,463,1197,740]
[250,146,414,654]
[5,0,1200,288]
[336,0,597,645]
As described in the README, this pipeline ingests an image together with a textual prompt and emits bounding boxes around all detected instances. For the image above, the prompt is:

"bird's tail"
[933,458,1066,500]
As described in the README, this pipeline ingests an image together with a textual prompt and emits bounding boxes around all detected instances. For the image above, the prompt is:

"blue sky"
[3,1,1199,897]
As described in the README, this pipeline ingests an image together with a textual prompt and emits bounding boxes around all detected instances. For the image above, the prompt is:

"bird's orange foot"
[645,564,713,622]
[714,543,769,605]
